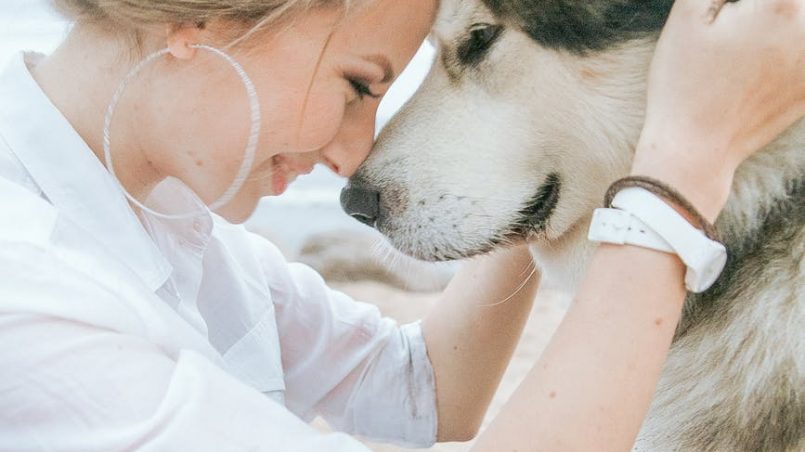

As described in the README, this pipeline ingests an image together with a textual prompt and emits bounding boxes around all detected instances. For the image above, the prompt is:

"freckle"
[452,345,458,351]
[195,159,204,167]
[549,391,556,399]
[655,318,663,326]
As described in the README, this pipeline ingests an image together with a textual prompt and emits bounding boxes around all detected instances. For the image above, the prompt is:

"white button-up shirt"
[0,52,438,451]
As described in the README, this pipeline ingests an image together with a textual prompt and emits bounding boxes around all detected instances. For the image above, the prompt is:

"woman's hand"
[634,0,805,220]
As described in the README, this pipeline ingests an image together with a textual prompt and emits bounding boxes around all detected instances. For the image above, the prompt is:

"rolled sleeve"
[337,320,438,447]
[256,236,438,447]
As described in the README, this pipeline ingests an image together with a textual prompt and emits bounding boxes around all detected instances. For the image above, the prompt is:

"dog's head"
[342,0,674,261]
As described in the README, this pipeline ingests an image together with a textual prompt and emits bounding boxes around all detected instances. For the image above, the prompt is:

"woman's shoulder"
[0,176,158,334]
[0,231,152,338]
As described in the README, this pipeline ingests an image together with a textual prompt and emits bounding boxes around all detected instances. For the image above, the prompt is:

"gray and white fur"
[346,0,805,450]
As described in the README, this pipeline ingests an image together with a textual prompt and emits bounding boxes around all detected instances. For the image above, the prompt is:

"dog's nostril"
[340,184,380,228]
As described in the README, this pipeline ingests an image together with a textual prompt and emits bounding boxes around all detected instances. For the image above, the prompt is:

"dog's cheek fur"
[364,26,654,267]
[362,60,543,260]
[359,0,666,273]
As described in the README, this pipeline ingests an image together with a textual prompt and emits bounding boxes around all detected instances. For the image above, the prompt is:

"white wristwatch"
[587,187,727,293]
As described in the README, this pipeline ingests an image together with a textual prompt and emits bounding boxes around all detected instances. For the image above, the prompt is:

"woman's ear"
[166,23,204,60]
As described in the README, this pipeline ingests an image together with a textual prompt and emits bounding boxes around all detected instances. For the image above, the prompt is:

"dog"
[341,0,805,450]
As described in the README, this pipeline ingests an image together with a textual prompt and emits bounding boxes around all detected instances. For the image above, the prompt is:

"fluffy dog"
[342,1,805,450]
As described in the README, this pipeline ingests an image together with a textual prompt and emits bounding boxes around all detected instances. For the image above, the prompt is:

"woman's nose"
[320,111,376,177]
[320,146,368,177]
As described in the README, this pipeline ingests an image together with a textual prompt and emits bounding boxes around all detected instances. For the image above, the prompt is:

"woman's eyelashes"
[349,79,380,100]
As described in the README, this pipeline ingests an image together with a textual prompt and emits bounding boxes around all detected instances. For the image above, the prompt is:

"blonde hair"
[52,0,353,44]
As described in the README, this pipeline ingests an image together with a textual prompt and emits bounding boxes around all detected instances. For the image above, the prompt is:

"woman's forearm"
[423,245,539,441]
[473,244,686,451]
[472,132,730,451]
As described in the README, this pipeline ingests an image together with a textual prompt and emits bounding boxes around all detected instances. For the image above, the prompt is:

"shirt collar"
[0,52,176,291]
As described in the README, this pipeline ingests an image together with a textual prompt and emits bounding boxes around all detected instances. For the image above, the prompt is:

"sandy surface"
[324,281,571,451]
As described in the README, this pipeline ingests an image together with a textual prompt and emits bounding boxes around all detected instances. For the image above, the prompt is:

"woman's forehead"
[330,0,437,72]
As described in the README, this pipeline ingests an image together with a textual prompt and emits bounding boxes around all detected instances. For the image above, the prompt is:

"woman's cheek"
[293,92,347,153]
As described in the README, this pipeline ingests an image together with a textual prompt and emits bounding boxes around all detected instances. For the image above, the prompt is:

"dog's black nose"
[340,183,380,227]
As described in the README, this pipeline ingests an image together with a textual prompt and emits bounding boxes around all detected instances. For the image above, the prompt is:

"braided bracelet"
[603,176,720,242]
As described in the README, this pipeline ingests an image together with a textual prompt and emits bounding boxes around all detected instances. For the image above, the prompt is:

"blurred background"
[1,3,569,450]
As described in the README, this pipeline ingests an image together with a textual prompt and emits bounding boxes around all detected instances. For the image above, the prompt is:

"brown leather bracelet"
[604,176,721,242]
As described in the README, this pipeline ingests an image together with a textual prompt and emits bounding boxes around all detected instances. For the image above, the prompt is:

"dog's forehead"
[432,0,496,40]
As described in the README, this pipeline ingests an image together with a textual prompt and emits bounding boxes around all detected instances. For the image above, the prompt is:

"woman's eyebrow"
[363,54,395,83]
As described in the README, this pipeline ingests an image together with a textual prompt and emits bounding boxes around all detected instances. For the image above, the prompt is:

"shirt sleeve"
[0,313,372,452]
[251,235,439,448]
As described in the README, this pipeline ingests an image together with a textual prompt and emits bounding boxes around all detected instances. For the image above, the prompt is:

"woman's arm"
[472,0,805,450]
[473,242,686,451]
[423,244,540,441]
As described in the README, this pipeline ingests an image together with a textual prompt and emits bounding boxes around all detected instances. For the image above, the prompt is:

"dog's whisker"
[476,261,538,309]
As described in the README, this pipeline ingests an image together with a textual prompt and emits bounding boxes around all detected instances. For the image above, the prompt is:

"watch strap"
[588,208,675,254]
[611,188,727,293]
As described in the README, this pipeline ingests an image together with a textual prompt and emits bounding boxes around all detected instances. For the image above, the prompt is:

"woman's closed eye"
[349,79,380,100]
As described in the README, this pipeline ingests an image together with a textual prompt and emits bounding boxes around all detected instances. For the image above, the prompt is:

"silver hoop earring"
[103,44,261,220]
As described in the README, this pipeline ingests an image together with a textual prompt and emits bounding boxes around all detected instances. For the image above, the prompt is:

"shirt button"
[192,219,204,233]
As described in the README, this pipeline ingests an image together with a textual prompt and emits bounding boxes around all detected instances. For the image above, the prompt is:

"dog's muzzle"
[340,183,380,227]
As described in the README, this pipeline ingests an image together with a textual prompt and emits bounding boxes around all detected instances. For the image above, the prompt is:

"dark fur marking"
[512,172,561,234]
[482,0,675,54]
[414,174,562,261]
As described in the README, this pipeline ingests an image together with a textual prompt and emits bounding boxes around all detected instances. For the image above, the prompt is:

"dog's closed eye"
[457,23,503,66]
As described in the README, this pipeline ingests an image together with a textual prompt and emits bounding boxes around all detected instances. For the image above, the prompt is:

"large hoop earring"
[103,44,261,220]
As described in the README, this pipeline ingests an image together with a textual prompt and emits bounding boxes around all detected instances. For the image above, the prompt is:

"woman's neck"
[31,25,164,201]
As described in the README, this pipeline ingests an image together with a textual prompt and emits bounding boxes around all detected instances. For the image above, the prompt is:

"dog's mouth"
[342,172,562,262]
[416,173,562,262]
[508,172,562,237]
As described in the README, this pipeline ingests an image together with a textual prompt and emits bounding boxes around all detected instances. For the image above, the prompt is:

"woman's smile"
[267,154,316,195]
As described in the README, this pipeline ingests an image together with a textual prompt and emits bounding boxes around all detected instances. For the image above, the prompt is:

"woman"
[0,0,802,451]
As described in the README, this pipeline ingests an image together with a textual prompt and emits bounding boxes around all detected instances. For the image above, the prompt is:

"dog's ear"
[482,0,675,54]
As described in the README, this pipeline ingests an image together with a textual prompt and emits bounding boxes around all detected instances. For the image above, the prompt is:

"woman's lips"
[267,155,315,195]
[272,170,289,195]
